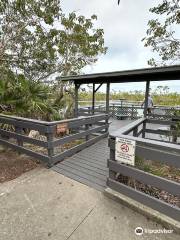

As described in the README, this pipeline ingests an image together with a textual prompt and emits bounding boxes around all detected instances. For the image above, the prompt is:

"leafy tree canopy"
[0,0,107,82]
[142,0,180,66]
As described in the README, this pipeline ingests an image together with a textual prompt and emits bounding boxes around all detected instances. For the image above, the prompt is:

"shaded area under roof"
[61,65,180,84]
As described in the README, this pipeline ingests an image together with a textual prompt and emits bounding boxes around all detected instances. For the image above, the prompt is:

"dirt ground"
[0,147,41,183]
[0,139,84,184]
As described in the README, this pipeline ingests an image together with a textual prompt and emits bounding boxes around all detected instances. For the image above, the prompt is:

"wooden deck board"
[52,138,109,191]
[66,158,108,174]
[61,161,107,176]
[54,164,106,186]
[53,166,105,191]
[52,119,136,191]
[68,155,107,166]
[67,157,108,171]
[60,162,106,181]
[52,118,171,191]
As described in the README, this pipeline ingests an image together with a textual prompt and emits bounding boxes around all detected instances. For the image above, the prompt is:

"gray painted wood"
[108,160,180,196]
[144,80,150,117]
[74,83,79,118]
[107,178,180,222]
[92,83,95,114]
[52,138,109,191]
[53,166,105,191]
[67,157,108,171]
[52,118,178,191]
[52,119,136,191]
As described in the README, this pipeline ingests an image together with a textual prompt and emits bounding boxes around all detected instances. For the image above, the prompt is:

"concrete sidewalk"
[0,167,179,240]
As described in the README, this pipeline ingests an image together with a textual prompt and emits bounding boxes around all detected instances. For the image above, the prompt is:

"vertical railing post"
[120,101,123,116]
[133,127,138,137]
[15,126,23,147]
[131,105,134,119]
[46,126,55,167]
[88,107,91,115]
[142,120,146,138]
[92,83,95,115]
[85,123,89,141]
[121,100,123,108]
[107,137,116,182]
[112,104,115,118]
[74,83,79,118]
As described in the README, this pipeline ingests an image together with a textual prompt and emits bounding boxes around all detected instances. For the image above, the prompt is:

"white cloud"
[61,0,180,92]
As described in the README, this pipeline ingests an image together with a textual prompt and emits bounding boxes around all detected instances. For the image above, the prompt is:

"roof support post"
[106,82,110,114]
[142,80,150,138]
[144,80,150,117]
[92,83,95,115]
[74,83,80,118]
[105,82,110,132]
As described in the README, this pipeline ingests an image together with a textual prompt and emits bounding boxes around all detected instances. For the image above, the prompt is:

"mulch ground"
[117,174,180,207]
[0,138,84,184]
[117,159,180,208]
[0,148,41,183]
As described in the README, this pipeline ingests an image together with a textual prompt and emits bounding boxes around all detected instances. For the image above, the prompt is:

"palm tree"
[0,76,55,120]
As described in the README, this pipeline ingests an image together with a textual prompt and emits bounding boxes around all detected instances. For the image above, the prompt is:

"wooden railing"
[0,114,109,167]
[78,104,180,120]
[107,117,180,221]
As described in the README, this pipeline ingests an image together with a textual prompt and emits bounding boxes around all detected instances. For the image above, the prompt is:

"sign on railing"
[0,114,109,167]
[115,137,136,166]
[108,117,180,222]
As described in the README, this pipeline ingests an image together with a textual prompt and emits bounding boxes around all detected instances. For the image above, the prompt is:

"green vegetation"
[0,1,179,121]
[79,86,180,106]
[142,0,180,66]
[0,0,107,120]
[135,156,180,182]
[0,75,74,121]
[0,0,107,81]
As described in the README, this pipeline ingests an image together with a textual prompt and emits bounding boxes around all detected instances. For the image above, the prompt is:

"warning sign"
[56,123,68,134]
[115,137,136,166]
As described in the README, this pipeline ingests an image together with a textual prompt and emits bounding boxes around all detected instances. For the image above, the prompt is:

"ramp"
[52,138,109,191]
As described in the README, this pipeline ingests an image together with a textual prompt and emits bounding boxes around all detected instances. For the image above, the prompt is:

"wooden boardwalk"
[53,138,109,191]
[52,118,166,191]
[52,119,132,191]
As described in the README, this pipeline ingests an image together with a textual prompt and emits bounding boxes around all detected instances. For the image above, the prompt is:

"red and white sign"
[115,137,136,166]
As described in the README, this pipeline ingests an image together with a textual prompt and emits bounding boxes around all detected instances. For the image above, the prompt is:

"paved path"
[0,168,179,240]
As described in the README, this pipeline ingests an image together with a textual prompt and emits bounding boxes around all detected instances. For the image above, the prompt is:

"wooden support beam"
[74,83,80,118]
[106,82,110,114]
[94,83,103,93]
[92,83,95,115]
[144,80,150,117]
[106,82,110,131]
[142,80,150,138]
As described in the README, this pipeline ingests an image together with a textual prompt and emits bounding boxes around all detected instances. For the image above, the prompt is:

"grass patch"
[135,156,180,182]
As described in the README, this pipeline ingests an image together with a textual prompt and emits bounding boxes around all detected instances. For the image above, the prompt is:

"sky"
[61,0,180,93]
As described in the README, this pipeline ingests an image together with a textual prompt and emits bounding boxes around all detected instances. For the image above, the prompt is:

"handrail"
[108,116,180,221]
[78,101,180,109]
[0,113,108,126]
[110,118,146,136]
[0,113,109,166]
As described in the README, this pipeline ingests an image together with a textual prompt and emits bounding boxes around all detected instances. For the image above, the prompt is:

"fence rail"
[0,114,109,167]
[107,117,180,221]
[78,104,179,120]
